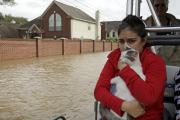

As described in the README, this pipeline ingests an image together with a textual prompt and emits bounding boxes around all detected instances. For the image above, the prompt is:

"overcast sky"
[0,0,180,21]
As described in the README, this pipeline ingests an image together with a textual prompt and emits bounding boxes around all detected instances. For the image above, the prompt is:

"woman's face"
[118,28,146,53]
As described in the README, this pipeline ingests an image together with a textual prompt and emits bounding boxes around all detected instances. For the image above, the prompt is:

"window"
[88,24,91,30]
[49,14,54,31]
[113,32,115,37]
[48,12,62,31]
[107,33,109,38]
[56,14,62,31]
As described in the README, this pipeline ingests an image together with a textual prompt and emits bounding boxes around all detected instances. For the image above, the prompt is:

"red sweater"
[94,48,166,120]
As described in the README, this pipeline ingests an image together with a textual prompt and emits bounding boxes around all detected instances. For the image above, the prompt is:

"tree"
[0,0,16,6]
[13,16,28,24]
[4,14,13,23]
[3,14,28,24]
[0,12,4,21]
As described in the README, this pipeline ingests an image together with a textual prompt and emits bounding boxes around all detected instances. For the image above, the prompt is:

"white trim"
[73,18,96,24]
[41,1,55,18]
[40,0,95,24]
[28,24,41,33]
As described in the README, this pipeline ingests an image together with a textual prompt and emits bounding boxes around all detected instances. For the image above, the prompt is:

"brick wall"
[41,40,63,56]
[63,40,81,55]
[112,42,119,50]
[0,39,119,62]
[0,39,36,61]
[94,41,103,52]
[104,42,112,51]
[42,4,71,38]
[81,40,93,53]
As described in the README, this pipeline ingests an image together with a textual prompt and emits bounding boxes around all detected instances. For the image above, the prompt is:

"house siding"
[71,19,96,40]
[42,4,71,38]
[101,21,120,40]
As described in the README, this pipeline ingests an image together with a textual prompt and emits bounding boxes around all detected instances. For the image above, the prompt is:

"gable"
[41,0,95,24]
[29,24,42,33]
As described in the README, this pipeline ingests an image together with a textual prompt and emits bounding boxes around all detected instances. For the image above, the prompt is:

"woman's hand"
[121,100,145,118]
[118,61,127,70]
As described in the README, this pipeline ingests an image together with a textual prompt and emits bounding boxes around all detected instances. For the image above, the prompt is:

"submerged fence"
[0,38,120,61]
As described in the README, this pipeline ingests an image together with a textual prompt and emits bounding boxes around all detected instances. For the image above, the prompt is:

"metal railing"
[146,35,180,46]
[146,27,180,32]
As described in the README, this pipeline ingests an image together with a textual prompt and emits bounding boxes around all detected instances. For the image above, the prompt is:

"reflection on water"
[0,52,109,120]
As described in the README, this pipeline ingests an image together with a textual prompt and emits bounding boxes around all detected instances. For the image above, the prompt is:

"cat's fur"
[100,48,146,120]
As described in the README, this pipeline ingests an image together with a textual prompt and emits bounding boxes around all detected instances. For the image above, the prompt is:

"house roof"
[28,24,42,33]
[18,17,42,30]
[177,19,180,24]
[18,0,96,31]
[101,21,121,33]
[0,22,20,38]
[42,0,96,23]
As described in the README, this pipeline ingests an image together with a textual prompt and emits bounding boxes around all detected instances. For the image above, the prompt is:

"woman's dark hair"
[118,15,147,39]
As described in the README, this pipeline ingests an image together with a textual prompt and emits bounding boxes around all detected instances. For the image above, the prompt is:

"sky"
[0,0,180,22]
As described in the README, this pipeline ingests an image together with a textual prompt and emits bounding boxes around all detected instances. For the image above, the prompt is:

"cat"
[99,48,146,120]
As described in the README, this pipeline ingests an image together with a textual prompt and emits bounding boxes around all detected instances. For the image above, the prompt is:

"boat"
[94,0,180,120]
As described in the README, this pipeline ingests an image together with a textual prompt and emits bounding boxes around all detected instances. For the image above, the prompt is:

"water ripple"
[0,52,109,120]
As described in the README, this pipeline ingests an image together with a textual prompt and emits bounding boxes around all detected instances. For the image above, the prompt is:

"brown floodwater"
[0,52,109,120]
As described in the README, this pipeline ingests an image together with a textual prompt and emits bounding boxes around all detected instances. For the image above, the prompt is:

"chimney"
[95,10,101,40]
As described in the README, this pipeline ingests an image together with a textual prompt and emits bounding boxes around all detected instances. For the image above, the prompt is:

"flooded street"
[0,52,109,120]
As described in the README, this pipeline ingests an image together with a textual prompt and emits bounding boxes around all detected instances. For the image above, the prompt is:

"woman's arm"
[94,58,125,116]
[118,57,166,106]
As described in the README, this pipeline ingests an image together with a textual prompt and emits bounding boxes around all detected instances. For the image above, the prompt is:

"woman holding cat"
[94,15,166,120]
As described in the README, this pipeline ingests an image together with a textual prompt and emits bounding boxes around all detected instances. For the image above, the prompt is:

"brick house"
[18,17,42,39]
[101,21,121,41]
[18,0,100,40]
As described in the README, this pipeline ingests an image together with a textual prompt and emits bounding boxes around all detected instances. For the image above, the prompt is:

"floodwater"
[0,52,109,120]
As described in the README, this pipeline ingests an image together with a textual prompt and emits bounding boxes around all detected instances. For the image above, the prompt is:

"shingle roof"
[177,19,180,24]
[0,22,20,38]
[19,1,96,30]
[54,1,95,23]
[18,17,42,29]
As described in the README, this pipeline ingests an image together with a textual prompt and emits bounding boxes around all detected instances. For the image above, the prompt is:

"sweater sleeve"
[118,57,166,106]
[94,58,124,116]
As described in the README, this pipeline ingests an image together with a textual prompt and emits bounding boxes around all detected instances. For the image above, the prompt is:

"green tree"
[13,17,28,24]
[4,14,13,23]
[3,14,28,24]
[107,37,118,42]
[0,12,4,21]
[0,0,16,6]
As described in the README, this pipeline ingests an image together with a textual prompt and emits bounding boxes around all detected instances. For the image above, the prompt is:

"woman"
[94,15,166,120]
